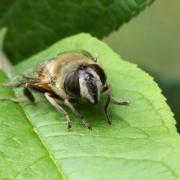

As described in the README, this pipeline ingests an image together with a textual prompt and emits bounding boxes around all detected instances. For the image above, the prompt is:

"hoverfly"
[0,50,129,130]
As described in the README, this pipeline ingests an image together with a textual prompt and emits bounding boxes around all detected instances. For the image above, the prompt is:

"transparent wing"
[57,50,96,61]
[3,66,40,88]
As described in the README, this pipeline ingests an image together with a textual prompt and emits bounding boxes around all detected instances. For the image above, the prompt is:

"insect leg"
[103,85,129,104]
[64,99,92,130]
[0,97,30,104]
[103,86,112,125]
[23,84,35,103]
[44,92,72,130]
[0,83,35,104]
[110,97,130,106]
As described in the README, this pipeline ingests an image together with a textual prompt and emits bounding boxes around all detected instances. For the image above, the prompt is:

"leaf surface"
[1,33,180,180]
[0,0,154,63]
[0,71,64,179]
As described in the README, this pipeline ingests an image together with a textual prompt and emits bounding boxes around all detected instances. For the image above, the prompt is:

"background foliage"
[0,0,154,63]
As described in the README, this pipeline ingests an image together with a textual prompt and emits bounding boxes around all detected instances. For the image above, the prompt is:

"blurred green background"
[104,0,180,131]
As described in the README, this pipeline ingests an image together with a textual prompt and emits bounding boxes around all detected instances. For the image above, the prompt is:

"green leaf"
[0,71,64,179]
[1,33,180,179]
[156,76,180,133]
[0,0,154,63]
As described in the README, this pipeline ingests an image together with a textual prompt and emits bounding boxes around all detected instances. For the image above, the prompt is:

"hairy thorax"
[38,53,95,100]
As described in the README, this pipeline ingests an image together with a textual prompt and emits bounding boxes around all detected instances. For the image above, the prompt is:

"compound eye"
[89,64,106,85]
[64,71,80,97]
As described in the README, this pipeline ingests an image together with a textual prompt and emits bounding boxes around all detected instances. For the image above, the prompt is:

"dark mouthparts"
[78,63,107,85]
[85,72,98,104]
